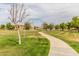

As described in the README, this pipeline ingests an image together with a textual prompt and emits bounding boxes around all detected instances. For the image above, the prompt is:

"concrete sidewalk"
[39,32,79,56]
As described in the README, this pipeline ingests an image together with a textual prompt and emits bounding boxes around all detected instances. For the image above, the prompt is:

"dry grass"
[0,30,50,56]
[47,30,79,42]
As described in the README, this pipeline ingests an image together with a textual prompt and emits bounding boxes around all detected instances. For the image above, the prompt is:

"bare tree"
[8,3,29,45]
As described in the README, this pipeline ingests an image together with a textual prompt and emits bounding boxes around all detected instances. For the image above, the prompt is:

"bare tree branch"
[9,3,29,24]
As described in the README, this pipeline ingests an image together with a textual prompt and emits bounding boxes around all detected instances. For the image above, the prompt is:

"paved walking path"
[39,32,79,56]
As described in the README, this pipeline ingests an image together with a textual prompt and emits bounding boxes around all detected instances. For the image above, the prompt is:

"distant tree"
[34,26,41,30]
[24,22,31,30]
[55,24,60,30]
[60,23,67,31]
[71,16,79,32]
[6,23,15,30]
[48,24,54,30]
[0,24,5,29]
[42,23,48,30]
[67,22,72,31]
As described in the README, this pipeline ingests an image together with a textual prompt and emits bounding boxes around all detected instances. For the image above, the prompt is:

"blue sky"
[0,3,79,26]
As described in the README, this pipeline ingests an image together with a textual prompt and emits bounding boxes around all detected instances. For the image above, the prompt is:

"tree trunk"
[78,28,79,32]
[17,29,21,45]
[24,30,26,38]
[76,27,79,32]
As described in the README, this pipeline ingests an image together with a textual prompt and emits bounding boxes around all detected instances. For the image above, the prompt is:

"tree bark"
[77,28,79,32]
[76,27,79,32]
[24,30,26,38]
[17,29,21,45]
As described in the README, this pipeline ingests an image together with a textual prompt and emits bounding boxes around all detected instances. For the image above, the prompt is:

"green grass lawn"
[0,30,50,56]
[44,30,79,53]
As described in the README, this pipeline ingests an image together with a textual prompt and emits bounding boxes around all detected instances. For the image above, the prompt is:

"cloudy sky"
[0,3,79,26]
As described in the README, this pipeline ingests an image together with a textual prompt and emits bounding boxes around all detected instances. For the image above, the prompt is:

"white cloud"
[1,3,79,25]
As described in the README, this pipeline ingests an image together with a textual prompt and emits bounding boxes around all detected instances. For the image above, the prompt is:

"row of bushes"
[0,22,31,30]
[42,16,79,32]
[0,23,14,30]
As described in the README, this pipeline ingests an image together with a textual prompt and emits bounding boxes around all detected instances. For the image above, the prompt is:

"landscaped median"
[44,30,79,53]
[0,30,50,56]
